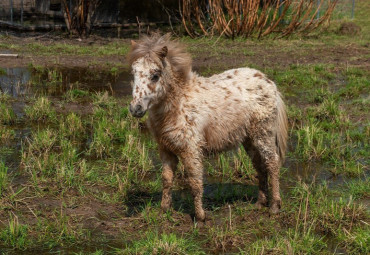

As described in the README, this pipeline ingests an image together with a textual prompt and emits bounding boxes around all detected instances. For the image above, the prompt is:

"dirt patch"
[192,44,370,74]
[54,101,94,115]
[0,55,125,69]
[0,35,369,71]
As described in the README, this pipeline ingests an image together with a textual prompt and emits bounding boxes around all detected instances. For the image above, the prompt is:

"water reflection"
[0,66,132,97]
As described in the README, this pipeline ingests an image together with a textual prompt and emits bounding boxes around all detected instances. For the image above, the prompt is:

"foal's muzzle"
[129,103,146,118]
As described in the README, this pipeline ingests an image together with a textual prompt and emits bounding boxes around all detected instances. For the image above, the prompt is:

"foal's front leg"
[159,149,178,211]
[180,150,205,221]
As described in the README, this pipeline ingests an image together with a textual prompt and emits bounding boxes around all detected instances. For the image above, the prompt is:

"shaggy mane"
[127,34,192,81]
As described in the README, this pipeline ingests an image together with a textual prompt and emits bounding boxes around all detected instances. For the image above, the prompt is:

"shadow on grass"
[125,182,258,217]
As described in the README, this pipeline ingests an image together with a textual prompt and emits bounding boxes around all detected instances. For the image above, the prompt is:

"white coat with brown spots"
[128,34,288,221]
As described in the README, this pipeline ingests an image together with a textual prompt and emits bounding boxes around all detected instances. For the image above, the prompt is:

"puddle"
[283,159,344,188]
[0,49,15,54]
[0,67,31,97]
[0,66,132,98]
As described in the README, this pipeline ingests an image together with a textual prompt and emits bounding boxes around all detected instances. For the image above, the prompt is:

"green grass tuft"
[0,161,8,197]
[117,232,205,255]
[24,97,56,122]
[0,102,16,124]
[0,215,29,250]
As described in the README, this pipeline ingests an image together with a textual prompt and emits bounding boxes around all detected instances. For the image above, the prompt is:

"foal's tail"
[276,92,288,165]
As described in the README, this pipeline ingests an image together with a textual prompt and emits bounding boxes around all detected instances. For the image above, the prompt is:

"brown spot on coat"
[227,75,232,79]
[254,72,264,78]
[148,83,156,93]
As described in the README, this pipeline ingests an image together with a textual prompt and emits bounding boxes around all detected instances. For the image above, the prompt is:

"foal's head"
[127,34,192,118]
[129,44,168,118]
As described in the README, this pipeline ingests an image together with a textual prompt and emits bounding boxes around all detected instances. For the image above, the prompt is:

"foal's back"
[187,67,279,152]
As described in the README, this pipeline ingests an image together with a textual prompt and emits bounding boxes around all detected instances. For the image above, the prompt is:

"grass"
[264,64,369,177]
[0,103,16,125]
[0,161,8,197]
[0,68,6,75]
[15,41,130,57]
[0,215,29,250]
[24,97,56,122]
[0,91,12,103]
[64,89,90,102]
[59,112,85,139]
[240,181,368,254]
[21,128,81,187]
[244,229,327,254]
[206,147,256,182]
[344,178,370,199]
[0,124,15,142]
[116,231,205,255]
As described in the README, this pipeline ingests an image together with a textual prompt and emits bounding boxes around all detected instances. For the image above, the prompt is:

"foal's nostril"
[135,104,142,112]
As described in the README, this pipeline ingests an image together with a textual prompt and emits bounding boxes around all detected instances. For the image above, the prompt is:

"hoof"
[160,200,171,212]
[255,200,267,209]
[269,202,281,215]
[195,209,206,222]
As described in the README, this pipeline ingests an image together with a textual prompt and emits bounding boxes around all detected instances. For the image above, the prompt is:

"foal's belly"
[202,123,247,153]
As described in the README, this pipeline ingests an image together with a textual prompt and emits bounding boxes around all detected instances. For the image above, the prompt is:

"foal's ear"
[130,40,137,47]
[157,46,168,60]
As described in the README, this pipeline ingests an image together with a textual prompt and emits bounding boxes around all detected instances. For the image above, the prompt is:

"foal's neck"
[150,72,190,118]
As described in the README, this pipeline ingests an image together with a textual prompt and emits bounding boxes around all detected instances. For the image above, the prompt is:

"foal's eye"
[151,73,160,82]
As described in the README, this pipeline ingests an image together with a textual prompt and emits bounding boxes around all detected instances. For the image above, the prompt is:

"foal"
[128,34,288,221]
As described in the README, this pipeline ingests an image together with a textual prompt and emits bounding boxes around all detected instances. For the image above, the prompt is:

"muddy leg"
[243,142,268,209]
[266,155,281,214]
[180,151,205,221]
[256,144,281,214]
[256,168,268,209]
[159,149,178,211]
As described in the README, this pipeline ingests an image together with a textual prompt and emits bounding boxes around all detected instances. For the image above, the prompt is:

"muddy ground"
[0,33,369,71]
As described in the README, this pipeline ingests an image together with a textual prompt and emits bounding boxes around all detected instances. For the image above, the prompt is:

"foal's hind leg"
[159,148,178,211]
[255,139,281,214]
[266,153,281,214]
[243,141,268,209]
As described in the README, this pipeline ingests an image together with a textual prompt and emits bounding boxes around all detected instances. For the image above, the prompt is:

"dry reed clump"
[61,0,101,37]
[181,0,338,38]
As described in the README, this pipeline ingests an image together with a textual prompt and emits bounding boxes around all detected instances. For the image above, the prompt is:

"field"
[0,1,369,254]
